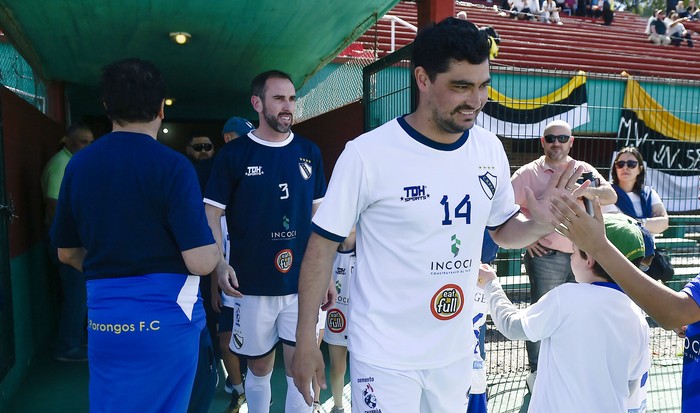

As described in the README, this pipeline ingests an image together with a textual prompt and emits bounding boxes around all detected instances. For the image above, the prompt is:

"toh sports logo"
[430,284,464,320]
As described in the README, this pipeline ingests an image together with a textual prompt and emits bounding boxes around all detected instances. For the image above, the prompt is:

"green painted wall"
[0,243,57,407]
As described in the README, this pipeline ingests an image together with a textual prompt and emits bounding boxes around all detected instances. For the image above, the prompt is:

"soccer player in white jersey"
[478,214,650,413]
[291,17,588,412]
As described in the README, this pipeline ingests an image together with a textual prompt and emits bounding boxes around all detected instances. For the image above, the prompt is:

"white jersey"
[323,248,356,346]
[522,283,650,413]
[312,117,519,369]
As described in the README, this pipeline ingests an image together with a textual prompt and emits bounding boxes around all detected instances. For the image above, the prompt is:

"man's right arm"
[292,231,341,405]
[205,204,241,297]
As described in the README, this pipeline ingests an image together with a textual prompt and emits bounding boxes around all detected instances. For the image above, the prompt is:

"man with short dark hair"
[52,58,219,413]
[187,134,215,162]
[205,70,327,413]
[292,18,588,412]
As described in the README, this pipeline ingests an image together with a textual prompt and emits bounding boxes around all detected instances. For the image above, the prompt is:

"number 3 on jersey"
[279,183,289,200]
[440,194,471,225]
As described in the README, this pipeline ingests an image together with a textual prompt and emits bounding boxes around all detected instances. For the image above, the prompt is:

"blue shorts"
[87,273,205,413]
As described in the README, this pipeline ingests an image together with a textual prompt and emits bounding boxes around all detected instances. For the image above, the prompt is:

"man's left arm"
[58,247,87,272]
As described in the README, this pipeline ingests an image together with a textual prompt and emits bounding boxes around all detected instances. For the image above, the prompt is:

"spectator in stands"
[563,0,576,15]
[667,11,694,46]
[457,10,468,19]
[510,0,540,20]
[542,0,564,24]
[603,147,669,235]
[687,0,699,20]
[677,0,690,17]
[550,196,700,413]
[646,9,660,35]
[649,10,672,45]
[668,0,680,14]
[601,0,614,25]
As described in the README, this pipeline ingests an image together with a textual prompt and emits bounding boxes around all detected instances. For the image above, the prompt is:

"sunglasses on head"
[615,160,639,169]
[190,143,213,152]
[543,134,571,144]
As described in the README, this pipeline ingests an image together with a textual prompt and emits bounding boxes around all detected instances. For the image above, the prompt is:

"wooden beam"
[416,0,455,30]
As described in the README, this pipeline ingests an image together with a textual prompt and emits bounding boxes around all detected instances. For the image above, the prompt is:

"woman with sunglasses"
[605,147,669,235]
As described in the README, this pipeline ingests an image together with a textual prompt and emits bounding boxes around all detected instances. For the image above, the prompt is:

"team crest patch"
[298,161,312,180]
[275,249,293,273]
[479,172,497,200]
[430,284,464,320]
[363,383,378,409]
[233,330,244,349]
[326,309,346,333]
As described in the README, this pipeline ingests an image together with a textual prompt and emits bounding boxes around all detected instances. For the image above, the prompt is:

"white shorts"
[323,306,349,347]
[349,354,472,413]
[228,294,298,357]
[316,308,327,336]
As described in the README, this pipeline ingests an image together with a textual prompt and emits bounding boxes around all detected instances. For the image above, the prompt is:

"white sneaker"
[526,371,537,393]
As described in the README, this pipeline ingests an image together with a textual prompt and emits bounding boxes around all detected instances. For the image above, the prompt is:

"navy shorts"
[218,305,233,334]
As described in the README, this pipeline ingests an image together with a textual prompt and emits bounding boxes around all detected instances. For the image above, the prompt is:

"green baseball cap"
[603,214,646,261]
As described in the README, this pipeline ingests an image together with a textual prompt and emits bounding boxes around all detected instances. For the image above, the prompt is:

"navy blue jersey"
[52,131,215,279]
[204,132,326,296]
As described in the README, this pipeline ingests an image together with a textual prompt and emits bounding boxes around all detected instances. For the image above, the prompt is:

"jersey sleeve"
[166,159,215,251]
[487,147,520,228]
[520,287,564,341]
[682,275,700,308]
[312,144,327,203]
[203,146,235,210]
[312,141,366,242]
[649,188,663,206]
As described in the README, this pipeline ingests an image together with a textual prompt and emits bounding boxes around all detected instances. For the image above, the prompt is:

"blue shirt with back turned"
[51,131,215,279]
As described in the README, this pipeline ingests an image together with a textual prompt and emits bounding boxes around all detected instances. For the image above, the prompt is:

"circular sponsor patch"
[275,249,293,273]
[326,308,346,333]
[430,284,464,320]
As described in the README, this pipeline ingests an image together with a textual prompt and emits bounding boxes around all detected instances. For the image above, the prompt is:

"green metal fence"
[0,42,46,112]
[363,46,698,412]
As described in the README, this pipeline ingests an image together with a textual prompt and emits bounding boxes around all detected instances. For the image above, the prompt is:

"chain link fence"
[0,41,45,112]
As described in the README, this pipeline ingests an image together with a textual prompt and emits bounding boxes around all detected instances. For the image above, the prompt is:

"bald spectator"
[41,123,94,362]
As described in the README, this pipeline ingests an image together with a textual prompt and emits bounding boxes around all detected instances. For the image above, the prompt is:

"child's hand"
[477,263,497,289]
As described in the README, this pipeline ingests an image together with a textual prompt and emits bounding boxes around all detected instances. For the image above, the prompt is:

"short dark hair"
[611,146,646,193]
[412,17,490,81]
[579,249,643,282]
[187,134,212,145]
[251,70,293,98]
[100,58,166,126]
[66,123,91,138]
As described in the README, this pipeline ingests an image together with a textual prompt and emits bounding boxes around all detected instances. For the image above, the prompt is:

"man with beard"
[204,70,328,413]
[291,18,592,413]
[510,119,616,392]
